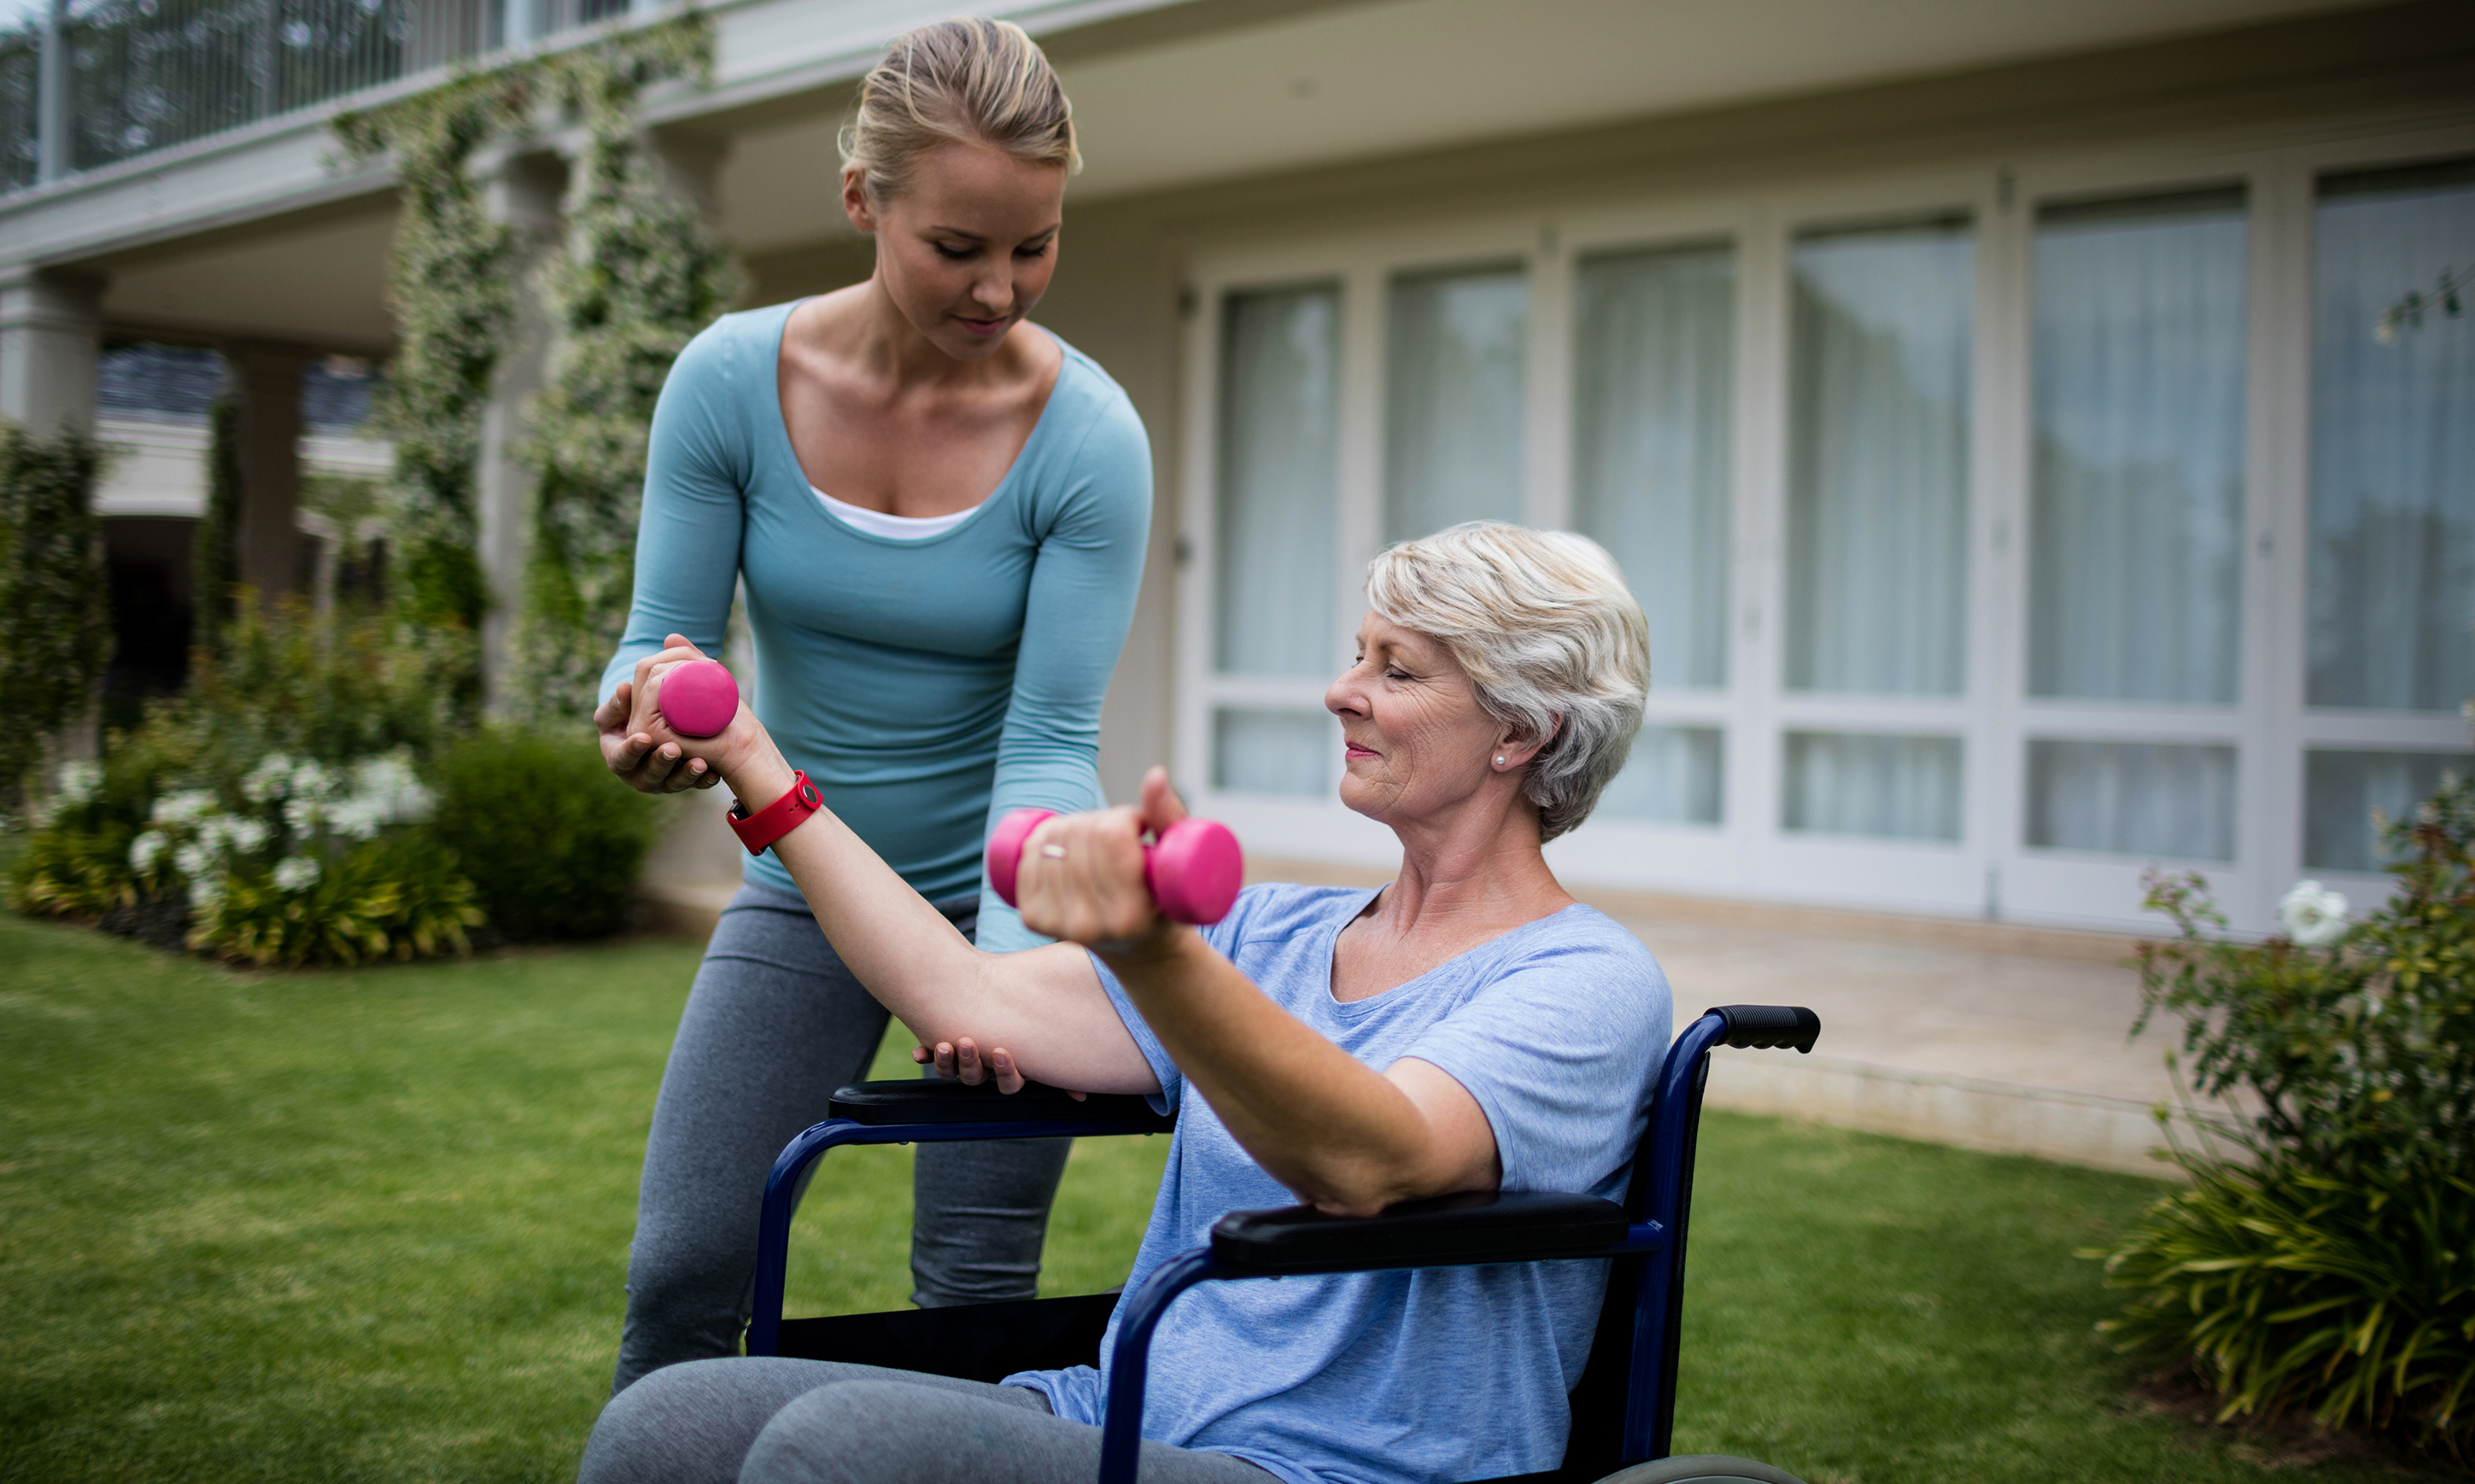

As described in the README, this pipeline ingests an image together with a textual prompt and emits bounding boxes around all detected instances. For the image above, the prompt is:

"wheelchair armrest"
[1706,1004,1820,1054]
[1209,1189,1629,1275]
[829,1078,1175,1131]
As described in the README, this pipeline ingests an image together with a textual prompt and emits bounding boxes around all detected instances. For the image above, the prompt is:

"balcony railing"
[1,0,634,198]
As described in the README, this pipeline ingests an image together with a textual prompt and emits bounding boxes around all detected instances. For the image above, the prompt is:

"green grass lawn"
[0,909,2446,1483]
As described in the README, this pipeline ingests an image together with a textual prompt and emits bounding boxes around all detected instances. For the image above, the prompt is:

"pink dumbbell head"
[986,807,1243,926]
[658,659,741,739]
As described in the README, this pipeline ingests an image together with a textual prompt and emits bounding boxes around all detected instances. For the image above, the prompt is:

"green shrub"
[7,600,484,967]
[424,725,664,942]
[2094,774,2475,1453]
[190,830,483,968]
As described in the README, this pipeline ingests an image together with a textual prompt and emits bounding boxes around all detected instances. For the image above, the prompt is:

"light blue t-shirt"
[600,302,1151,954]
[1006,884,1673,1484]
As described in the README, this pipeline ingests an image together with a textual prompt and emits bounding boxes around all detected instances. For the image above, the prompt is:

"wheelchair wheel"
[1595,1456,1810,1484]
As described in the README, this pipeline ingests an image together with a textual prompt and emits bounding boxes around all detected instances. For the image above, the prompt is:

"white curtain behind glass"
[2305,748,2475,872]
[1385,266,1527,543]
[2026,740,2236,861]
[1594,725,1723,825]
[2030,190,2246,705]
[1786,219,1973,697]
[1782,732,1963,841]
[1214,709,1332,797]
[2309,161,2475,711]
[1571,244,1735,692]
[1216,286,1340,676]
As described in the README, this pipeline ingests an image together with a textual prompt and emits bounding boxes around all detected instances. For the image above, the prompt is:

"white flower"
[242,754,297,803]
[273,856,321,892]
[150,789,218,827]
[225,818,269,855]
[352,751,432,824]
[190,873,225,913]
[284,795,322,833]
[55,761,103,805]
[173,843,211,880]
[2279,879,2350,947]
[325,796,390,841]
[290,759,336,800]
[130,831,168,873]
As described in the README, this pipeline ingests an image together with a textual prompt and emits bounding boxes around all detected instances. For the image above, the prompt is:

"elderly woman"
[581,522,1671,1484]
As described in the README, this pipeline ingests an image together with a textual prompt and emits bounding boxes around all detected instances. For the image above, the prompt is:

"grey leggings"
[581,1358,1272,1484]
[613,883,1072,1394]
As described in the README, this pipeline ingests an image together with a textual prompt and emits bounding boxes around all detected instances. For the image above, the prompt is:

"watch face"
[801,782,819,808]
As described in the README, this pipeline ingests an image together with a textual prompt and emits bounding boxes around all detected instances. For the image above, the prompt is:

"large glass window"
[2025,739,2236,861]
[2029,189,2247,705]
[1215,285,1340,677]
[1785,218,1973,697]
[1214,708,1332,797]
[2308,161,2475,711]
[1384,265,1528,543]
[1782,732,1963,842]
[1596,724,1723,826]
[1571,242,1735,691]
[2304,749,2475,873]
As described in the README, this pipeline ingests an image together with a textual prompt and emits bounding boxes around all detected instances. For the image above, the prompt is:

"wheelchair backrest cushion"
[1003,882,1673,1484]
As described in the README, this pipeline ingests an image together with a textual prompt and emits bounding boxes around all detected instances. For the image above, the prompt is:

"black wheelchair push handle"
[1706,1004,1820,1054]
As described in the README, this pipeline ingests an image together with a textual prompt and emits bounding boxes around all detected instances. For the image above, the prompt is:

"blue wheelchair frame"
[748,1003,1820,1484]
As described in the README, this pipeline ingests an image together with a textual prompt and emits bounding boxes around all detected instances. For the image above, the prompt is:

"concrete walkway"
[638,815,2202,1179]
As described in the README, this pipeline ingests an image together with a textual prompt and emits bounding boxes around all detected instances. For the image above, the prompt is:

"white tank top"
[812,485,980,540]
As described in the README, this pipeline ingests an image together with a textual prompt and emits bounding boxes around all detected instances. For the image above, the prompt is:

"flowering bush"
[2092,774,2475,1454]
[8,600,483,966]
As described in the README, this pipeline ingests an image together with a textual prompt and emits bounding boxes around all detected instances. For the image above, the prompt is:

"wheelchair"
[746,1003,1823,1484]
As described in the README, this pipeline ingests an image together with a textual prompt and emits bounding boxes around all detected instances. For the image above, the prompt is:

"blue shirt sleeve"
[599,321,750,706]
[1399,917,1671,1195]
[971,378,1153,955]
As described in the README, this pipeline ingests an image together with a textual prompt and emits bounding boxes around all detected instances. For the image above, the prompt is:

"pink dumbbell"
[656,659,741,739]
[986,806,1243,926]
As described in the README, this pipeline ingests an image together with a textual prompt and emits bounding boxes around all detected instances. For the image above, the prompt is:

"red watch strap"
[728,769,822,856]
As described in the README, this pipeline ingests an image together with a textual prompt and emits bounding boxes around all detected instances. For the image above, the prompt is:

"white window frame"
[1173,114,2475,936]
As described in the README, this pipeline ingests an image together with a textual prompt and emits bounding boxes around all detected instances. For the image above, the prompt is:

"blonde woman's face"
[1325,612,1506,826]
[845,142,1066,362]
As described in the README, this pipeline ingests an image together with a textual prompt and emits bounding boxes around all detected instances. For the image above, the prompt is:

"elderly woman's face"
[1325,612,1503,825]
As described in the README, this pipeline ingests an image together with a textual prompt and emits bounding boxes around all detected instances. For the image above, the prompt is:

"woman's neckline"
[1321,889,1584,1009]
[769,296,1066,542]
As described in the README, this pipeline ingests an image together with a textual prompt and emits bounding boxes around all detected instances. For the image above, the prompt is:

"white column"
[226,341,309,601]
[0,266,103,435]
[473,146,565,713]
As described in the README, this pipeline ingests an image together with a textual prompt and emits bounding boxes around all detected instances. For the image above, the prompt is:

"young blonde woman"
[592,19,1150,1393]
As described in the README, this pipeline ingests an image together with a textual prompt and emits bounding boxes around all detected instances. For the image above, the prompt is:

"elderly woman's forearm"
[1107,940,1495,1214]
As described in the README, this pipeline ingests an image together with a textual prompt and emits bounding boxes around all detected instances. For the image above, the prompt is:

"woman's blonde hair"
[1365,522,1651,843]
[839,17,1080,202]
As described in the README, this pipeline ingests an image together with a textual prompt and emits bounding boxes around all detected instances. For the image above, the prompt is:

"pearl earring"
[1495,756,1505,768]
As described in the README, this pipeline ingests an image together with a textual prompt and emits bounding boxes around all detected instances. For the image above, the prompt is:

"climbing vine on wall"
[0,423,111,810]
[331,11,723,712]
[335,73,526,691]
[514,22,740,721]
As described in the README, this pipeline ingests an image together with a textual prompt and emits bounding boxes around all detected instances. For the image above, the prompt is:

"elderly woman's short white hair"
[1365,522,1650,842]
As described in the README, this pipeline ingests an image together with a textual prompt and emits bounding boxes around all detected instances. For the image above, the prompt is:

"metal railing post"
[35,0,66,182]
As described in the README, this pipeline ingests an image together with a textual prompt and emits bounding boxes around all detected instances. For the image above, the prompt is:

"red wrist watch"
[727,770,822,856]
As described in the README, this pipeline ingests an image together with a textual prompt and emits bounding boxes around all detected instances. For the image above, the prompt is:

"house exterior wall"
[949,10,2474,938]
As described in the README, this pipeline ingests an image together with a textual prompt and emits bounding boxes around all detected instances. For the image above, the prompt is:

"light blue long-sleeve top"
[600,301,1151,955]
